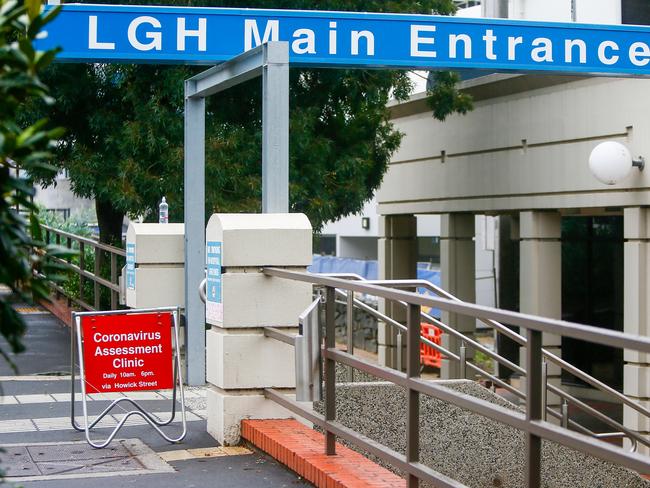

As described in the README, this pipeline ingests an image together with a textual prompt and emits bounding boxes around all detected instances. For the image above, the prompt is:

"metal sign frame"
[183,42,289,385]
[70,307,187,448]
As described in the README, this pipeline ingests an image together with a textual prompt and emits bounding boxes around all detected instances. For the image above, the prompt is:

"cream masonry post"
[204,213,313,445]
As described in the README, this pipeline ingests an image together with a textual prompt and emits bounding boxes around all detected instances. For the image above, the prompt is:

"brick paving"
[242,419,405,488]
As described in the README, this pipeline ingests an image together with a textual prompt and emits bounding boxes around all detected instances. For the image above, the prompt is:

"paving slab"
[0,439,173,482]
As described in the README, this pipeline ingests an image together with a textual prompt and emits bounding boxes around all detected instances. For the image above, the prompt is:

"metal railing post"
[66,236,73,306]
[79,241,85,304]
[561,399,569,429]
[541,361,548,421]
[325,286,336,455]
[396,331,403,373]
[407,303,421,488]
[110,253,118,310]
[526,329,543,488]
[54,232,61,299]
[459,342,467,380]
[346,290,354,382]
[93,246,102,310]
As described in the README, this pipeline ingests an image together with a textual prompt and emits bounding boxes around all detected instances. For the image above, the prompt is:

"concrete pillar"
[204,213,313,445]
[440,214,476,379]
[377,214,417,369]
[623,207,650,454]
[519,211,562,408]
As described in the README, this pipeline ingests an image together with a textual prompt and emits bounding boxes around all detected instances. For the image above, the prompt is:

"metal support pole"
[396,331,403,373]
[184,80,206,386]
[561,399,569,429]
[571,0,577,22]
[407,303,421,488]
[541,361,548,421]
[262,42,289,213]
[182,43,289,385]
[325,286,336,455]
[459,343,467,380]
[346,290,354,382]
[526,330,543,488]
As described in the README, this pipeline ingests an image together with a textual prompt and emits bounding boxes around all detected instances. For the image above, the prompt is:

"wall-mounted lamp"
[589,141,644,185]
[361,217,370,230]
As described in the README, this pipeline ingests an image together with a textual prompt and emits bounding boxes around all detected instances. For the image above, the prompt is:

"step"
[241,419,404,488]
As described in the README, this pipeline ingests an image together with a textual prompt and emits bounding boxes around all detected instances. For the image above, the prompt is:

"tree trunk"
[95,199,124,245]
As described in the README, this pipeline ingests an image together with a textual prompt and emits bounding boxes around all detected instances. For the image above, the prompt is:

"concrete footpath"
[0,302,311,487]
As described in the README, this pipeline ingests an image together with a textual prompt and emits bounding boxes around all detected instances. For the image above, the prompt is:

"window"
[47,208,71,220]
[453,0,481,8]
[622,0,650,25]
[314,235,336,256]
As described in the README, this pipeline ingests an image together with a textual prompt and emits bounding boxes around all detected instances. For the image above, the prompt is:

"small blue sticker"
[126,243,136,290]
[206,242,222,304]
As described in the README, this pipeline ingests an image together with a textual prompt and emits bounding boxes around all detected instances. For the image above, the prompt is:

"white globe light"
[589,141,633,185]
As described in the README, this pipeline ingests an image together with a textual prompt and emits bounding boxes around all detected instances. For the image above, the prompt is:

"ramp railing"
[41,224,125,311]
[261,267,650,488]
[322,272,648,452]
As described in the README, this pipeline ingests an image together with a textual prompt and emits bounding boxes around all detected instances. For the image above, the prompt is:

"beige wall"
[379,75,650,216]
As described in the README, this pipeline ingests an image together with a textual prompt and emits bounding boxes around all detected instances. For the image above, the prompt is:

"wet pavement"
[0,301,311,487]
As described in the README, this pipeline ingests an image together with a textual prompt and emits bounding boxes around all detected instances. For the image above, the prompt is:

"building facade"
[377,0,650,449]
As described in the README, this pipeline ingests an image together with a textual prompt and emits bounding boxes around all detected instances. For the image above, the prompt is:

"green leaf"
[24,0,40,21]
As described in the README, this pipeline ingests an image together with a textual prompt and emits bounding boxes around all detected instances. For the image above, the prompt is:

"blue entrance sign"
[38,4,650,76]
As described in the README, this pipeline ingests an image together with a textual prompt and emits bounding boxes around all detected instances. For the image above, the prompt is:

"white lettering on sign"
[630,41,650,67]
[483,29,497,61]
[292,28,316,54]
[94,344,163,356]
[351,30,375,56]
[564,39,586,64]
[329,22,337,55]
[449,34,472,60]
[508,36,523,61]
[531,37,553,63]
[177,17,207,51]
[113,357,145,368]
[76,11,650,75]
[93,331,161,342]
[244,19,279,51]
[410,25,437,58]
[128,16,162,51]
[598,40,620,65]
[88,15,115,50]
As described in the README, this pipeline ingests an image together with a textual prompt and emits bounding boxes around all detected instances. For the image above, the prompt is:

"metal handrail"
[41,224,126,256]
[330,276,649,451]
[334,288,525,402]
[370,278,650,427]
[334,288,617,443]
[41,224,125,311]
[262,267,650,487]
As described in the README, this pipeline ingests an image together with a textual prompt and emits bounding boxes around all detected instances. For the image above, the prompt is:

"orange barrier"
[420,323,442,368]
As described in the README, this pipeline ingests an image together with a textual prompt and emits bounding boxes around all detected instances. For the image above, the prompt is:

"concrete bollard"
[204,213,313,445]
